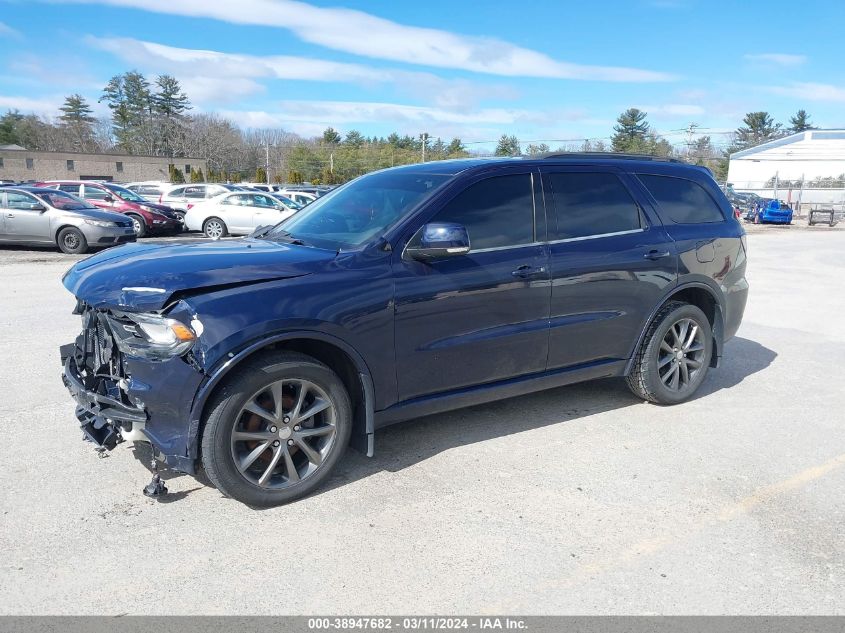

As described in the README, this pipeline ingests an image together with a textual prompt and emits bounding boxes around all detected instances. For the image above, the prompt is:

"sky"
[1,0,845,151]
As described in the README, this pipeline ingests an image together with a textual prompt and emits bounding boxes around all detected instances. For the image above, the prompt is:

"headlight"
[106,312,197,360]
[84,219,116,228]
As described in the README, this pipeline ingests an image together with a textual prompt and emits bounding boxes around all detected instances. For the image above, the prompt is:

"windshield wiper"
[267,230,308,246]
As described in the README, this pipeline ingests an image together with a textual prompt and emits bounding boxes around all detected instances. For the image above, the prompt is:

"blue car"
[747,199,793,224]
[60,154,749,506]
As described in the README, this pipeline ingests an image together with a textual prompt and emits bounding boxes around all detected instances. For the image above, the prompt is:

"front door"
[393,170,550,402]
[541,167,678,370]
[2,191,51,242]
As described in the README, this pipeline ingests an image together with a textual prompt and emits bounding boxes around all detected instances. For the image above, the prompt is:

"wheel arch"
[188,331,375,463]
[625,282,725,375]
[54,223,81,245]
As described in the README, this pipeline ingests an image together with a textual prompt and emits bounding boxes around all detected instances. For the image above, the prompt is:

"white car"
[184,191,298,238]
[277,189,317,206]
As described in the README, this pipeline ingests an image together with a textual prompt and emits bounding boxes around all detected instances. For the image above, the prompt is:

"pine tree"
[494,134,521,156]
[322,127,341,144]
[58,94,96,152]
[733,112,782,150]
[344,130,365,148]
[255,166,267,183]
[788,110,814,133]
[154,74,190,157]
[611,108,650,152]
[525,142,550,156]
[190,167,205,183]
[446,138,466,156]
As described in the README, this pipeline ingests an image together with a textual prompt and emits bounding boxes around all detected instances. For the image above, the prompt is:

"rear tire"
[626,301,712,405]
[200,351,352,507]
[127,214,147,238]
[203,217,228,239]
[57,227,89,254]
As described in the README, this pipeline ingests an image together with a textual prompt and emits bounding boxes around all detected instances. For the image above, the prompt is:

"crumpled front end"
[60,300,206,472]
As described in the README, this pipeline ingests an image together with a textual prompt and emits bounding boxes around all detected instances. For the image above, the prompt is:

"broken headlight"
[106,313,197,360]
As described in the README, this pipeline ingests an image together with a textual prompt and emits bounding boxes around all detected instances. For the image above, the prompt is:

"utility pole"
[684,122,699,159]
[330,152,334,176]
[420,133,429,163]
[264,138,270,185]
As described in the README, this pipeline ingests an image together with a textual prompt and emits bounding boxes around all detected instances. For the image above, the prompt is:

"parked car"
[37,180,181,237]
[159,183,246,214]
[123,181,171,203]
[269,193,304,212]
[184,191,298,238]
[60,154,748,507]
[745,199,793,224]
[242,183,281,193]
[0,186,135,254]
[276,189,317,206]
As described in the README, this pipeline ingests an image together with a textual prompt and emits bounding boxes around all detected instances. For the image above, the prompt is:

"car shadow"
[317,336,777,497]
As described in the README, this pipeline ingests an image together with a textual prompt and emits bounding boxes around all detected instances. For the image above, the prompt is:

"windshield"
[272,195,303,210]
[265,171,452,249]
[34,190,97,211]
[104,184,146,203]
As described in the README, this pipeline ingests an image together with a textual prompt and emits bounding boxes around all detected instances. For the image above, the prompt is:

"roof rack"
[538,152,683,163]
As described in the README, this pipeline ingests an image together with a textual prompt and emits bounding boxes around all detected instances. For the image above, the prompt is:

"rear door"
[541,166,678,370]
[80,183,112,211]
[393,168,551,401]
[633,173,739,282]
[1,190,52,242]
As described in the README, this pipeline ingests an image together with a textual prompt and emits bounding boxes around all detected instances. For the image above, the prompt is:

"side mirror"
[28,203,47,212]
[103,195,114,203]
[406,222,471,261]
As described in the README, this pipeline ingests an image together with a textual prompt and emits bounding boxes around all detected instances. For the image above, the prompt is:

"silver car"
[0,187,136,254]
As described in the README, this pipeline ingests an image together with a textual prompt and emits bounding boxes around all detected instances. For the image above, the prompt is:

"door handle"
[512,264,546,278]
[6,213,15,218]
[643,249,670,260]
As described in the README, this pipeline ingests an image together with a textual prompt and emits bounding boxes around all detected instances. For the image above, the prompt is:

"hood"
[138,201,177,214]
[63,238,336,311]
[60,208,130,223]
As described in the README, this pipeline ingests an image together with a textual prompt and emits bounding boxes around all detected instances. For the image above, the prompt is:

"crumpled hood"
[63,238,336,311]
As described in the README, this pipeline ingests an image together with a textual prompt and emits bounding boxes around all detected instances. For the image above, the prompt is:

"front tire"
[203,217,228,239]
[57,227,88,254]
[626,301,713,405]
[127,214,147,238]
[200,351,352,507]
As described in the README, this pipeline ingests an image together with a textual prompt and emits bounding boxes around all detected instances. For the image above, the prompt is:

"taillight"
[187,204,193,210]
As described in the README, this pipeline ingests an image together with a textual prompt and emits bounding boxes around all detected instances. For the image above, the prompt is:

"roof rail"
[538,152,683,163]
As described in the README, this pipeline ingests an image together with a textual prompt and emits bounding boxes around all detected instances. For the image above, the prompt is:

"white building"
[727,130,845,206]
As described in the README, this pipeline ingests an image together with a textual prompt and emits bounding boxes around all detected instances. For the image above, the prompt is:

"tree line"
[0,68,821,184]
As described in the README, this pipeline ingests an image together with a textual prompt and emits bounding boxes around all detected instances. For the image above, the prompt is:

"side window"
[168,187,185,198]
[222,194,243,205]
[546,172,642,240]
[5,191,40,210]
[58,184,81,195]
[82,185,108,200]
[430,174,534,250]
[184,186,206,199]
[253,194,274,207]
[638,174,725,224]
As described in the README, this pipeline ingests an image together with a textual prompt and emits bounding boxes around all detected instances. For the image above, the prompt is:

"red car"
[36,181,182,237]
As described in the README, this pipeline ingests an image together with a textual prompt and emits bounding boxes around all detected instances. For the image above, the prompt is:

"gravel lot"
[1,228,843,615]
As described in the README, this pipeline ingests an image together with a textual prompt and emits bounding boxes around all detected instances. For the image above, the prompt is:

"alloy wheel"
[658,317,706,392]
[230,379,337,489]
[131,217,142,234]
[205,220,224,239]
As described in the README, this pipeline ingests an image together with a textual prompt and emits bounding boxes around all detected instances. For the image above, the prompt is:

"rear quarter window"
[638,174,725,224]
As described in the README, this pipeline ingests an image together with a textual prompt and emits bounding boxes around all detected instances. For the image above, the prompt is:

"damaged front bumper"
[60,349,147,449]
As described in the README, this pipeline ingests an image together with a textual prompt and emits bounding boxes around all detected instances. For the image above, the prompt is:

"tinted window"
[58,184,80,195]
[546,172,641,240]
[82,185,108,200]
[431,174,534,250]
[167,187,185,197]
[639,174,725,224]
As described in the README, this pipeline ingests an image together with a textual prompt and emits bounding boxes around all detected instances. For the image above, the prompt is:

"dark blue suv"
[61,154,748,506]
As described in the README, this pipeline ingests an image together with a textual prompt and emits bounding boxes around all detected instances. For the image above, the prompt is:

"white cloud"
[637,103,706,116]
[0,21,22,39]
[86,36,520,107]
[767,82,845,103]
[744,53,807,67]
[0,96,62,117]
[64,0,675,82]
